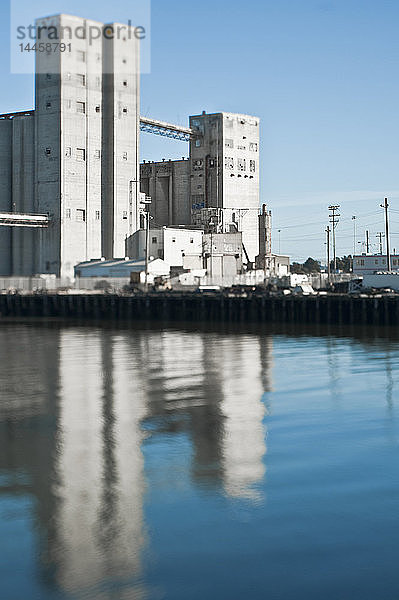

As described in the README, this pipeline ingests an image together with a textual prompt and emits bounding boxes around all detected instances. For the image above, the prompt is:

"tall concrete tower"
[102,23,140,259]
[189,112,260,262]
[34,14,140,278]
[35,15,104,278]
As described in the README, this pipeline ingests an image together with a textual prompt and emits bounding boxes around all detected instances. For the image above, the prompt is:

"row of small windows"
[46,100,102,113]
[225,157,256,172]
[75,50,128,65]
[62,72,129,87]
[60,147,130,161]
[151,236,195,244]
[69,101,127,115]
[356,258,398,267]
[44,72,93,86]
[65,209,101,222]
[225,140,258,152]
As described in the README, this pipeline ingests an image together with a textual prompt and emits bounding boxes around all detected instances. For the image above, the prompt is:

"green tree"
[330,256,352,273]
[290,257,321,274]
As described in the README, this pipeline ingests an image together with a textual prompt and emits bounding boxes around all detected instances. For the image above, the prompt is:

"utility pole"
[325,225,331,283]
[380,197,391,271]
[209,218,215,281]
[365,230,370,254]
[140,195,152,286]
[352,216,356,256]
[328,205,340,273]
[376,232,384,255]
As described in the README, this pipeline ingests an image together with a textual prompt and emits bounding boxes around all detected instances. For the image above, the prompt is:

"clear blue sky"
[2,0,399,262]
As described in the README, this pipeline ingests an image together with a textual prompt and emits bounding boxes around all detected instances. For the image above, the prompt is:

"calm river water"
[1,322,399,600]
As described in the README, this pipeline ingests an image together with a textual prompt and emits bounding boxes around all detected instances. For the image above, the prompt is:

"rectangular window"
[190,238,194,243]
[95,210,100,220]
[95,105,100,113]
[122,211,128,220]
[249,142,258,152]
[237,144,246,150]
[152,236,158,244]
[77,73,86,86]
[122,151,128,160]
[123,80,128,87]
[77,50,85,62]
[250,160,256,173]
[76,209,86,222]
[122,107,128,114]
[94,149,100,159]
[76,101,85,114]
[225,157,234,170]
[45,147,51,155]
[225,139,234,149]
[76,148,85,161]
[65,146,71,157]
[195,139,201,148]
[46,102,51,109]
[65,208,71,219]
[237,158,246,172]
[172,237,176,243]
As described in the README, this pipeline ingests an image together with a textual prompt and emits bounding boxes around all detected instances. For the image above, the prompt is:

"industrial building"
[0,13,140,280]
[126,226,203,270]
[140,112,260,263]
[0,12,268,282]
[353,254,399,276]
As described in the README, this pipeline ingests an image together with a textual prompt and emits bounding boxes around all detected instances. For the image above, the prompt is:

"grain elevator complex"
[0,13,274,282]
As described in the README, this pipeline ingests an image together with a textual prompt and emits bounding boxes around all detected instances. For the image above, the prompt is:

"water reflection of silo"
[218,335,272,501]
[142,330,225,487]
[55,329,148,597]
[0,324,60,574]
[140,329,272,500]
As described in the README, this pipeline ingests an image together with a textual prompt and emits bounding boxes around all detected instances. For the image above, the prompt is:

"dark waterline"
[1,322,399,599]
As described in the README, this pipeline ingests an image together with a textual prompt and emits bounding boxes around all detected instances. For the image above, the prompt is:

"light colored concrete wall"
[126,227,203,267]
[102,24,140,259]
[222,113,260,262]
[35,14,104,278]
[163,228,202,267]
[0,120,12,275]
[189,112,260,262]
[203,232,243,277]
[60,18,103,273]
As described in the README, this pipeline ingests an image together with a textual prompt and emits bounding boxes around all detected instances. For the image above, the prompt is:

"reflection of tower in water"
[1,325,273,596]
[142,330,273,500]
[219,336,272,501]
[56,330,148,596]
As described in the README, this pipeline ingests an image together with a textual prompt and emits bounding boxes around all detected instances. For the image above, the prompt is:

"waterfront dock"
[1,291,399,326]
